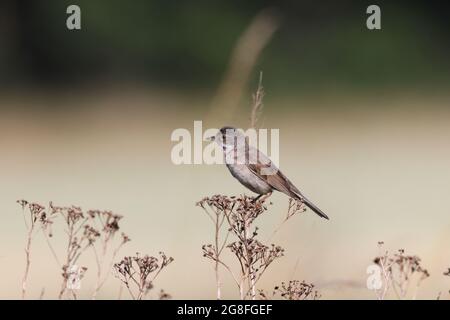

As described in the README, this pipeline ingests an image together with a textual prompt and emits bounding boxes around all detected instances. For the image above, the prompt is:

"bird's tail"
[295,194,329,220]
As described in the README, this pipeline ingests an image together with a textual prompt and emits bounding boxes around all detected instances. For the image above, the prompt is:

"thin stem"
[215,213,222,300]
[244,222,256,300]
[93,241,125,299]
[21,225,34,299]
[42,228,61,267]
[117,284,124,300]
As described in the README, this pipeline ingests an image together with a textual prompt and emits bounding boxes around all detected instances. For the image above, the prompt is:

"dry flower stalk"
[87,209,131,299]
[269,198,306,241]
[250,72,264,129]
[17,200,52,299]
[17,200,130,299]
[114,252,174,300]
[197,195,287,300]
[373,242,430,300]
[442,268,450,298]
[259,280,320,300]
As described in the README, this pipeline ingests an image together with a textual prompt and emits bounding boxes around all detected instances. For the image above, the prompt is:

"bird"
[209,126,329,220]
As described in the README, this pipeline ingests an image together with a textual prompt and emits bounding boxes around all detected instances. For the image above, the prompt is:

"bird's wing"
[246,147,300,198]
[246,146,329,219]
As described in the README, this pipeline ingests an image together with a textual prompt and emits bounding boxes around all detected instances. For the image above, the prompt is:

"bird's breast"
[226,164,272,195]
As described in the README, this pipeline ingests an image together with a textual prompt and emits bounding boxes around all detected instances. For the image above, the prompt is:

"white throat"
[222,144,235,154]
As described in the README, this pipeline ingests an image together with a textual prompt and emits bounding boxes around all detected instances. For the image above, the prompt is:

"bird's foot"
[256,192,272,204]
[252,194,263,203]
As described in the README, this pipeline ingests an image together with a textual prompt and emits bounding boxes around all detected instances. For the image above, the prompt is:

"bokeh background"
[1,0,450,299]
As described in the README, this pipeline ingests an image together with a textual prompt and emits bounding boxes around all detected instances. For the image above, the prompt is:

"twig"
[17,201,46,300]
[268,199,306,242]
[22,226,34,300]
[92,236,129,299]
[250,72,264,129]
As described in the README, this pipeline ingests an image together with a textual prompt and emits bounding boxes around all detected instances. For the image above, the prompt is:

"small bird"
[210,126,329,220]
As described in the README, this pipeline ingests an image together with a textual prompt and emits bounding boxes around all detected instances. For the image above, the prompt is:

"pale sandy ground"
[1,88,449,299]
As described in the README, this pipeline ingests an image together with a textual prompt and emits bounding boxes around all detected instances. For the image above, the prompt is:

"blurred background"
[1,0,450,299]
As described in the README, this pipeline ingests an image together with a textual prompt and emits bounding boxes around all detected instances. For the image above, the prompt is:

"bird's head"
[209,126,246,149]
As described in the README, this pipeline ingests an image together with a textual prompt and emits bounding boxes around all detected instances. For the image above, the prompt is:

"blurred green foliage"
[1,0,449,92]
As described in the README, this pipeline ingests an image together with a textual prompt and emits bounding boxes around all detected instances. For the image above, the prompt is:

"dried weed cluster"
[259,280,320,300]
[114,252,174,300]
[197,194,315,300]
[17,200,172,300]
[372,242,430,300]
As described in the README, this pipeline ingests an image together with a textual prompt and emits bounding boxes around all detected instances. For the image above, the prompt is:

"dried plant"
[372,242,430,300]
[17,200,54,299]
[250,72,264,129]
[441,268,450,298]
[17,200,130,299]
[259,280,320,300]
[198,195,230,299]
[86,210,131,299]
[197,195,285,300]
[17,200,173,300]
[114,252,174,300]
[269,198,306,240]
[158,289,172,300]
[46,203,99,299]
